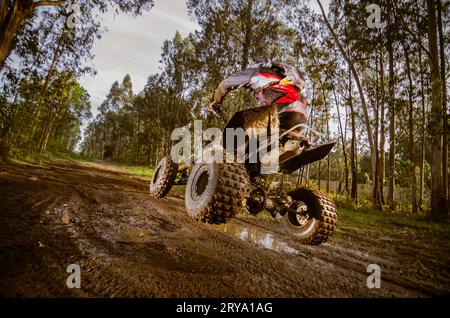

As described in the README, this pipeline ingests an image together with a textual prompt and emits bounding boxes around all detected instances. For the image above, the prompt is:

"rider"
[208,61,309,144]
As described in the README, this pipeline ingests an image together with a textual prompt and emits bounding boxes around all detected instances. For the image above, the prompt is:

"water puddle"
[116,224,159,244]
[217,223,300,255]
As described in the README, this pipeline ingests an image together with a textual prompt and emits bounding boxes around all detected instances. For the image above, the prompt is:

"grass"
[337,207,450,234]
[119,165,154,179]
[252,206,450,233]
[254,210,278,223]
[102,159,154,179]
[10,150,92,164]
[7,150,154,179]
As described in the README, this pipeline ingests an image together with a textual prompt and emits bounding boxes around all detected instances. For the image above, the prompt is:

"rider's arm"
[213,67,258,105]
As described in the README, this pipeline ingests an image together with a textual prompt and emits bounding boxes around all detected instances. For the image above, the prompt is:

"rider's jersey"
[213,61,307,114]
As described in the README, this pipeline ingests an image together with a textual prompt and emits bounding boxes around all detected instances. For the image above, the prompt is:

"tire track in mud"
[0,159,449,297]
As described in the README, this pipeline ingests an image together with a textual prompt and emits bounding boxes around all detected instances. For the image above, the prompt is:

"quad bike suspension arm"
[246,174,301,218]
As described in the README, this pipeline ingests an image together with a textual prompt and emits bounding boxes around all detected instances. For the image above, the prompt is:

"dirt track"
[0,159,449,297]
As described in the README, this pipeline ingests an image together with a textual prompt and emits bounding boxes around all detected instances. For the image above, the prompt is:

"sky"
[78,0,329,111]
[76,0,198,147]
[77,0,330,146]
[78,0,199,112]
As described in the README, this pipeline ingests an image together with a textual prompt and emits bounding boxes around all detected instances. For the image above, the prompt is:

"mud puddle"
[217,222,300,255]
[116,224,159,244]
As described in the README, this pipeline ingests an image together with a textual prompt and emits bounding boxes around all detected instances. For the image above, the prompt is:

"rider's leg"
[278,111,307,133]
[278,111,312,147]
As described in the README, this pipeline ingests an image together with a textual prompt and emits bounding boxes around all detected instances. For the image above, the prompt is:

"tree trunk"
[379,49,386,205]
[418,35,426,208]
[333,88,349,196]
[387,39,396,206]
[0,0,64,70]
[0,1,33,69]
[426,0,446,217]
[241,0,253,69]
[318,160,321,191]
[29,25,66,150]
[437,0,448,206]
[321,88,330,193]
[326,114,330,193]
[317,0,376,195]
[305,85,316,187]
[38,76,72,153]
[372,52,382,208]
[2,12,57,157]
[38,109,55,153]
[403,42,418,213]
[349,65,358,203]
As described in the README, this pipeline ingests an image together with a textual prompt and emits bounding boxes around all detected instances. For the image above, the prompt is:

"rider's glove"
[208,100,221,114]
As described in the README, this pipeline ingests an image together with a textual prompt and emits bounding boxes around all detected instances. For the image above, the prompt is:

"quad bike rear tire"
[185,162,250,224]
[149,155,178,198]
[281,187,337,245]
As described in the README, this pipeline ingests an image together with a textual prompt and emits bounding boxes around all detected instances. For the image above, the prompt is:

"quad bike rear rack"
[278,123,336,173]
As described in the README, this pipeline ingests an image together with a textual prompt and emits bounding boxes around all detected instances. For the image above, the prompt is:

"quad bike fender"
[279,141,336,174]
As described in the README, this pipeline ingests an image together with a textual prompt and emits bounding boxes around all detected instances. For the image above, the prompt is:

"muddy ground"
[0,159,449,297]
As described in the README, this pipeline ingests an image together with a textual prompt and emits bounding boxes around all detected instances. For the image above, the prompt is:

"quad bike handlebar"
[202,103,228,123]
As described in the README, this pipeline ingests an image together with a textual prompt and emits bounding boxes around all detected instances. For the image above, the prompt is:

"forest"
[0,0,448,217]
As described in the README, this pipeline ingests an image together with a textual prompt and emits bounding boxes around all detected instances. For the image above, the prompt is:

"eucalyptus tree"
[0,0,155,70]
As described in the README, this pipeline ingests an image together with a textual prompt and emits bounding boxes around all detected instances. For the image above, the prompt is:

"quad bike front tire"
[149,155,178,198]
[185,162,250,224]
[281,187,337,245]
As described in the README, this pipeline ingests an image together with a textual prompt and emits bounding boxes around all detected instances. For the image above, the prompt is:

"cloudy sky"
[78,0,199,112]
[78,0,329,109]
[77,0,329,143]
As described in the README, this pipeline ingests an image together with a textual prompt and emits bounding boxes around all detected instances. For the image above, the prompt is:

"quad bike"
[150,105,337,245]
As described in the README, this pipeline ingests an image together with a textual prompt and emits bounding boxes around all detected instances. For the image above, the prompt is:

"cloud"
[79,0,199,115]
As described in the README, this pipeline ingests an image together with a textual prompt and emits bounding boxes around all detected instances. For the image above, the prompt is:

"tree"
[386,8,396,207]
[436,0,448,207]
[317,0,376,200]
[0,0,154,70]
[426,0,446,217]
[3,0,446,218]
[0,0,64,69]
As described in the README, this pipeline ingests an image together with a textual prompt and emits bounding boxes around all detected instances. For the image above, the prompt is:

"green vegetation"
[338,207,450,235]
[11,152,447,237]
[11,151,91,164]
[250,200,450,235]
[254,211,278,223]
[110,162,154,180]
[78,1,448,218]
[0,1,154,160]
[0,1,448,218]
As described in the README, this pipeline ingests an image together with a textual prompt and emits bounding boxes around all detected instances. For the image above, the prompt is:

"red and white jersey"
[213,61,307,114]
